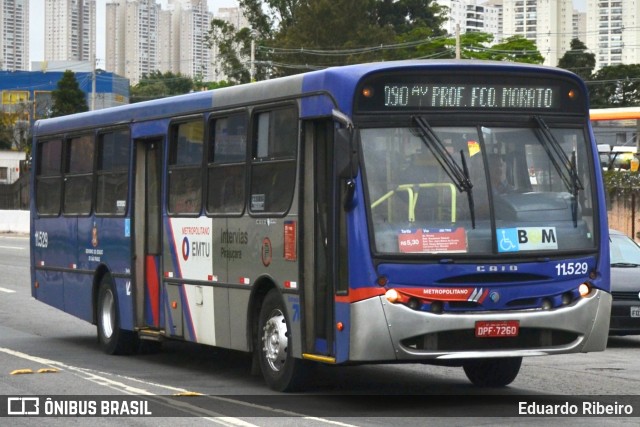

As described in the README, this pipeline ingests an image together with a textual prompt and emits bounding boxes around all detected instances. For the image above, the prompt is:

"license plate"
[475,320,519,338]
[631,307,640,318]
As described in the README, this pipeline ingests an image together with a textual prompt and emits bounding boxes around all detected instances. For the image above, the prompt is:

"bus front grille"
[401,328,578,352]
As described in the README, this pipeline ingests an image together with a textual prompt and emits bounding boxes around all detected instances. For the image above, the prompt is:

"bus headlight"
[385,289,400,303]
[579,283,591,297]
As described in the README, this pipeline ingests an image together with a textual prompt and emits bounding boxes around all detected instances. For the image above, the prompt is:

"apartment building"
[106,0,215,84]
[586,0,640,70]
[165,0,214,81]
[502,0,574,66]
[0,0,29,71]
[438,0,503,43]
[44,0,96,63]
[105,0,161,85]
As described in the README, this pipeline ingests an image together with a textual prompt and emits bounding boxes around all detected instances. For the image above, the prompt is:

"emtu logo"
[182,237,190,261]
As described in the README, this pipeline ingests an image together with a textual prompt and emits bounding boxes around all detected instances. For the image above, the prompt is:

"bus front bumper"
[348,289,611,362]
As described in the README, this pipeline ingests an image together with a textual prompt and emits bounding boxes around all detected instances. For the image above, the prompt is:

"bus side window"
[168,119,204,215]
[96,129,130,216]
[36,138,63,216]
[207,113,247,215]
[250,106,297,214]
[63,134,94,215]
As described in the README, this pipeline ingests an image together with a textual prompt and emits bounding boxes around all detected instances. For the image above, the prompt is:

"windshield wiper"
[413,116,476,228]
[459,149,476,229]
[534,116,584,227]
[534,116,584,195]
[413,117,473,193]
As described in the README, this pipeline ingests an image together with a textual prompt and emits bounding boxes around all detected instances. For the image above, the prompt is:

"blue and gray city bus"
[30,60,611,391]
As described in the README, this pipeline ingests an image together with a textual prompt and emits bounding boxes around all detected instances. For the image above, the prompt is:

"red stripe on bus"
[335,287,385,304]
[146,256,160,327]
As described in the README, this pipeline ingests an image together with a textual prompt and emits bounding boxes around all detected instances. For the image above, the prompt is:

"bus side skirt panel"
[63,271,92,323]
[33,269,64,311]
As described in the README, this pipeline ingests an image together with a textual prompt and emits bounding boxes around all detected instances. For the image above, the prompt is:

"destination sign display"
[383,84,559,110]
[355,71,585,114]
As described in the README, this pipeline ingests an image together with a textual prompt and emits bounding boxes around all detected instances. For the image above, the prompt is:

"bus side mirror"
[336,127,358,179]
[335,127,358,211]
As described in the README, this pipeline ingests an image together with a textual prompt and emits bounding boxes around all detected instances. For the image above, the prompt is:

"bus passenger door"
[133,138,163,329]
[302,120,336,358]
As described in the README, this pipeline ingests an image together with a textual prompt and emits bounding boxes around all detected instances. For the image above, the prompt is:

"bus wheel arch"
[91,265,111,326]
[249,278,307,391]
[247,277,276,354]
[95,269,138,355]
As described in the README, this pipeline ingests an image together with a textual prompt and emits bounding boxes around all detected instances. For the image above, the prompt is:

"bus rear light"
[376,276,388,286]
[34,281,39,289]
[561,292,573,305]
[541,298,552,310]
[171,301,178,309]
[589,270,597,280]
[579,283,591,297]
[336,322,344,331]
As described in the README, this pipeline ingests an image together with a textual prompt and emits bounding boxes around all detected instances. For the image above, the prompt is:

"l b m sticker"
[497,227,557,252]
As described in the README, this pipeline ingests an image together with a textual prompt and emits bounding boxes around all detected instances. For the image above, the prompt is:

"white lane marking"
[0,347,256,425]
[0,287,16,293]
[0,347,356,425]
[0,246,24,250]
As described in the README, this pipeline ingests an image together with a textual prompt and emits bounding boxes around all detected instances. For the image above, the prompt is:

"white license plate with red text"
[475,320,520,338]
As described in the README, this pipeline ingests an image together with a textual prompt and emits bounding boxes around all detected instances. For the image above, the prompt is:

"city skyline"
[29,0,238,68]
[28,0,587,71]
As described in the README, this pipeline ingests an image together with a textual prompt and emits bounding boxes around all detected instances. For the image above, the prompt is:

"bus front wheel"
[257,289,307,391]
[462,357,522,387]
[97,276,138,355]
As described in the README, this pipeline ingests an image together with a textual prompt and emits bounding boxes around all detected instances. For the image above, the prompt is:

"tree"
[557,38,595,81]
[375,0,447,36]
[589,64,640,108]
[274,0,397,69]
[130,71,194,103]
[209,20,255,84]
[209,0,447,81]
[0,116,13,150]
[486,36,544,64]
[50,70,89,117]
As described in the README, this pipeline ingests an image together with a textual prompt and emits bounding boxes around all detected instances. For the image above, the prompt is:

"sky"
[28,0,238,68]
[28,0,586,68]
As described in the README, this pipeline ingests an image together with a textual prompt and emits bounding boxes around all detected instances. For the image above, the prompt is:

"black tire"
[257,289,307,391]
[97,275,138,355]
[463,357,522,387]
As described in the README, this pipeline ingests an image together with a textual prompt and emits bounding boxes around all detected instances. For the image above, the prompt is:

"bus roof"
[33,60,584,137]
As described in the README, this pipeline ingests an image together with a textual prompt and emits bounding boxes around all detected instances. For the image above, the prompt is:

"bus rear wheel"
[257,289,307,391]
[97,275,138,355]
[462,357,522,387]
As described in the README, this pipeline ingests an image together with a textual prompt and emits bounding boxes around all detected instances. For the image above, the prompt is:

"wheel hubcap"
[100,289,115,339]
[262,309,288,372]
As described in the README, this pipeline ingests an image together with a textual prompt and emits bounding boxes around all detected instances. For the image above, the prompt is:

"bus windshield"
[361,122,595,256]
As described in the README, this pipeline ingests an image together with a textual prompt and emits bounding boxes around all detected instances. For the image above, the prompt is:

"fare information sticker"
[398,228,467,253]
